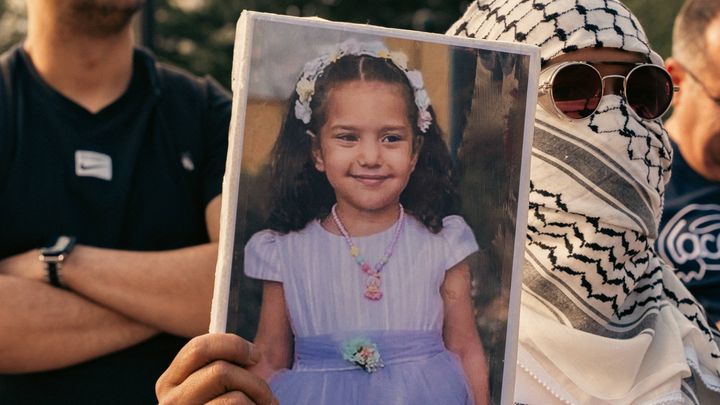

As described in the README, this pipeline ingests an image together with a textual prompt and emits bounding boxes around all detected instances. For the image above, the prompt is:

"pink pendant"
[330,204,404,301]
[364,272,383,300]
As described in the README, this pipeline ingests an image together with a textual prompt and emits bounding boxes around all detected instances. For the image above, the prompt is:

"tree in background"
[0,0,687,85]
[0,0,26,52]
[153,0,472,88]
[626,0,684,58]
[153,0,683,88]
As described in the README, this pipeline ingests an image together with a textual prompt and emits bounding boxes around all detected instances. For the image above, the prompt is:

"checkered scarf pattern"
[450,0,663,65]
[450,1,720,403]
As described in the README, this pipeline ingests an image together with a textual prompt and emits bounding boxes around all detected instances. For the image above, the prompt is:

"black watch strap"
[39,236,76,289]
[46,262,63,288]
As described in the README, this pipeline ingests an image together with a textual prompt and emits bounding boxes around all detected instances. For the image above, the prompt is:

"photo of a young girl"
[211,12,538,405]
[241,39,489,404]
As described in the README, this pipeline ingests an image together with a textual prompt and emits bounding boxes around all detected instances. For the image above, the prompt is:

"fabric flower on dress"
[341,337,384,373]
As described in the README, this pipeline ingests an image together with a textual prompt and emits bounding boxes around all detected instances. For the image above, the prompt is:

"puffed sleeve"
[244,230,284,282]
[441,215,480,270]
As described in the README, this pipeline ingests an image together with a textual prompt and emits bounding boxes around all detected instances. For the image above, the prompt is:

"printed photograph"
[210,12,539,405]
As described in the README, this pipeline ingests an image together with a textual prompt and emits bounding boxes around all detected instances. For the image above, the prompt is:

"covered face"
[450,0,672,236]
[450,1,720,403]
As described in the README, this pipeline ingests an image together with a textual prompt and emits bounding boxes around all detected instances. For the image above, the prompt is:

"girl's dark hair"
[266,54,460,234]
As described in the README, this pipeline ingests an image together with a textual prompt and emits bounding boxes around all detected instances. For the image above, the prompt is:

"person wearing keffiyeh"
[449,0,720,403]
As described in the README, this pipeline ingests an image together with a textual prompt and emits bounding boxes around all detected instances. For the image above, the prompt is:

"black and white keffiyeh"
[450,0,662,65]
[450,1,720,403]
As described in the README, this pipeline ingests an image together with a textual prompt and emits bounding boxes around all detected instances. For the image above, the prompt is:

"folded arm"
[66,196,223,336]
[0,275,157,373]
[0,196,222,351]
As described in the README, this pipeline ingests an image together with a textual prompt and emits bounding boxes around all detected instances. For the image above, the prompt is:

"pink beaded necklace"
[330,203,405,301]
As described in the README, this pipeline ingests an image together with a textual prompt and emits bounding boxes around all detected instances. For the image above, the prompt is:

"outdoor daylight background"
[0,1,687,403]
[0,0,685,89]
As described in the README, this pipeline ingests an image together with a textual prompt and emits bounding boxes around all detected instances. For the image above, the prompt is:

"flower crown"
[294,39,433,133]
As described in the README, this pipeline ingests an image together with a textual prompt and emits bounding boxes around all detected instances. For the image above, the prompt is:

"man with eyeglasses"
[657,0,720,333]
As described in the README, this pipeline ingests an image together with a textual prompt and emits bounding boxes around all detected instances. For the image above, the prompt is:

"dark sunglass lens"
[551,64,602,119]
[626,65,673,119]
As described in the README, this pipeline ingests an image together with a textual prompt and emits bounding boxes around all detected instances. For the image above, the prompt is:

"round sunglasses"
[538,61,678,120]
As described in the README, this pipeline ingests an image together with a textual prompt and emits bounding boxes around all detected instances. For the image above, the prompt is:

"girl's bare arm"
[249,281,293,381]
[442,260,490,405]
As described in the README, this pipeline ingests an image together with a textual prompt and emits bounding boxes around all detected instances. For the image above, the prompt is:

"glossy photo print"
[210,12,538,405]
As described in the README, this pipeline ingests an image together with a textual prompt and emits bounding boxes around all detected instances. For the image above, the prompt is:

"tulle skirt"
[270,330,473,405]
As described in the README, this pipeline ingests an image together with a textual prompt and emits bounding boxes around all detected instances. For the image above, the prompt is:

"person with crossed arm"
[0,0,231,403]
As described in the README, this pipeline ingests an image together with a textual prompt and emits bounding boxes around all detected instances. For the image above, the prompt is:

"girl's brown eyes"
[333,133,405,143]
[335,133,358,141]
[381,134,403,143]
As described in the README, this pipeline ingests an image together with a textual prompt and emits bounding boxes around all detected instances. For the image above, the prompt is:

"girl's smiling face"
[312,80,420,216]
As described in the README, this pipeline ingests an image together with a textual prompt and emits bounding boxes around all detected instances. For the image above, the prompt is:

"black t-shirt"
[0,46,231,404]
[657,142,720,326]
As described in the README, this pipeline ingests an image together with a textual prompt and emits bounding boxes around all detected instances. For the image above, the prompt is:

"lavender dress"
[245,215,479,404]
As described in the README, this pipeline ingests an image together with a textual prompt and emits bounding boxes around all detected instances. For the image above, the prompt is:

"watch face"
[40,236,76,256]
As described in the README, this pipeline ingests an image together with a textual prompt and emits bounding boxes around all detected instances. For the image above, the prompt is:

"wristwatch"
[39,236,76,288]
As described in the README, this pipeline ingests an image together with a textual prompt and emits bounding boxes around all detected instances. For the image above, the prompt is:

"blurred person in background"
[0,0,235,403]
[658,0,720,332]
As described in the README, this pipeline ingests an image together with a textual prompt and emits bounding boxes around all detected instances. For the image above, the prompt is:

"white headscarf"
[450,1,720,403]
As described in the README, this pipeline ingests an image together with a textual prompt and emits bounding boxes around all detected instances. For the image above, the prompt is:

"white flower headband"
[294,39,433,133]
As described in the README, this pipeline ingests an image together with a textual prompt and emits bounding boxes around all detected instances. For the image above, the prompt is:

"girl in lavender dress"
[245,39,489,404]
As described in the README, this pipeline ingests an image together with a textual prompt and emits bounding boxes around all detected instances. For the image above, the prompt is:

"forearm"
[0,197,222,339]
[63,243,218,337]
[0,276,157,373]
[249,282,293,381]
[248,335,293,382]
[442,262,490,405]
[457,345,490,405]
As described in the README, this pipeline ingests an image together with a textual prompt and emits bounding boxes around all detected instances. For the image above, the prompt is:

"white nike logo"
[75,150,113,181]
[79,163,105,170]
